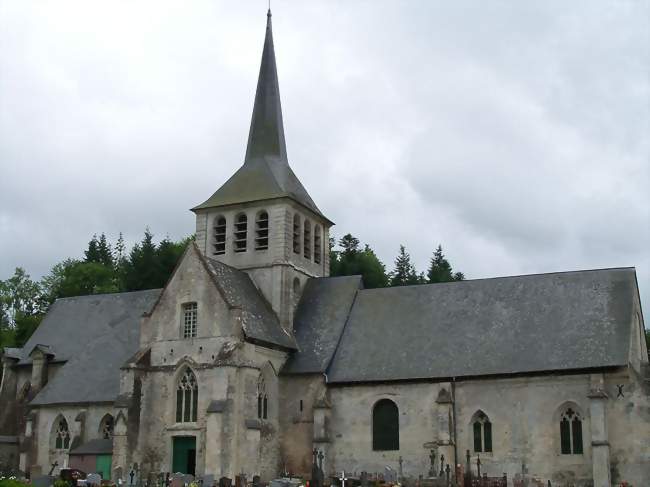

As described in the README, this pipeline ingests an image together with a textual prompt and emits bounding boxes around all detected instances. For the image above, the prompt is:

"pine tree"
[123,228,159,291]
[427,244,464,283]
[389,245,419,286]
[96,233,113,267]
[84,235,100,263]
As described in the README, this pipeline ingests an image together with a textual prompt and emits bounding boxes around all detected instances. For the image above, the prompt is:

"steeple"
[245,9,287,162]
[193,10,331,223]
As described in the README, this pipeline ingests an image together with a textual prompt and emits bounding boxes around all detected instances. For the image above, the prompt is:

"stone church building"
[1,10,648,487]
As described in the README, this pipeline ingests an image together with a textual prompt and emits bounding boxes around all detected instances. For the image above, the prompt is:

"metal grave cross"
[339,471,348,487]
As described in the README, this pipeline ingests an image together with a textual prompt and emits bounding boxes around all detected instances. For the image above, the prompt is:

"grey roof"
[192,11,329,223]
[282,276,362,374]
[29,344,55,357]
[203,256,296,350]
[2,347,22,360]
[27,290,160,405]
[327,268,638,383]
[69,438,113,455]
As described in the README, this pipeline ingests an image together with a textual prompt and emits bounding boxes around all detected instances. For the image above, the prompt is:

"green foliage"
[389,245,422,286]
[56,261,118,297]
[330,234,388,288]
[0,268,46,349]
[13,312,44,347]
[53,480,70,487]
[0,477,30,487]
[427,245,464,283]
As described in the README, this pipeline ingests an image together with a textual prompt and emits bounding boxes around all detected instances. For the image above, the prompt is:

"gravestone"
[252,476,261,487]
[170,473,185,487]
[218,477,232,487]
[235,475,247,487]
[360,472,368,487]
[86,473,102,486]
[201,475,215,487]
[32,475,55,487]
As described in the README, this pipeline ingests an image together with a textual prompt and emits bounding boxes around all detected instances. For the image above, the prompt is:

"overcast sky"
[1,1,648,317]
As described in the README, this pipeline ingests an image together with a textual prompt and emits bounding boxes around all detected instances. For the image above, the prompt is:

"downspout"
[451,378,458,473]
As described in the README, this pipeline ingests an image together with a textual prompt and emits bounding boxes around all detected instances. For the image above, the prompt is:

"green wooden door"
[172,437,196,475]
[96,454,112,480]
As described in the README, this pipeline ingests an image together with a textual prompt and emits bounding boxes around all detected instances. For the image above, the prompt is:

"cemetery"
[0,6,648,487]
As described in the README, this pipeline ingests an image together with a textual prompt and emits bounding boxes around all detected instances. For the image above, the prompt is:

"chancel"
[0,9,648,487]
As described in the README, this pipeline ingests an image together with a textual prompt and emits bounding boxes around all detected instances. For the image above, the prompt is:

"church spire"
[245,9,287,162]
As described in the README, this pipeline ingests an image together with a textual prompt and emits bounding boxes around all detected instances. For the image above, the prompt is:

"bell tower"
[192,10,332,330]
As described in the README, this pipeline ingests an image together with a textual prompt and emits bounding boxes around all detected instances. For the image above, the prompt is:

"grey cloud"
[0,0,647,316]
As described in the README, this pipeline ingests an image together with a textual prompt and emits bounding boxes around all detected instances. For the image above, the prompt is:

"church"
[0,10,648,487]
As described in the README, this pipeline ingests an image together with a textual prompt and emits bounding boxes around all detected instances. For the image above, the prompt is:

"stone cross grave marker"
[338,471,347,487]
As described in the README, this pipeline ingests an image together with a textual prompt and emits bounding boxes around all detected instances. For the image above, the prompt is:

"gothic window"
[303,220,312,259]
[182,302,198,339]
[99,414,114,439]
[213,216,226,255]
[255,211,269,250]
[372,399,399,451]
[257,378,268,420]
[560,407,583,454]
[293,214,301,254]
[313,225,322,264]
[176,368,198,423]
[234,213,248,252]
[472,411,492,453]
[54,417,70,450]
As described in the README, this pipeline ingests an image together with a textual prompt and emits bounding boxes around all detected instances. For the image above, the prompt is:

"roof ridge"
[55,288,162,302]
[356,266,637,293]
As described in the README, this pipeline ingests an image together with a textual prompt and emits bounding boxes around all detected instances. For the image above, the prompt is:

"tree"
[0,268,45,325]
[96,233,114,267]
[0,268,46,348]
[389,245,420,286]
[330,234,388,289]
[56,262,117,297]
[123,229,161,291]
[427,245,464,283]
[84,235,100,263]
[155,236,189,286]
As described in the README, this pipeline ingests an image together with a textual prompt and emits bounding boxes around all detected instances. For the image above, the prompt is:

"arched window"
[234,213,248,252]
[303,220,312,259]
[560,407,583,454]
[176,368,198,423]
[54,417,70,450]
[255,211,269,250]
[472,411,492,453]
[313,225,322,264]
[372,399,399,451]
[213,216,226,255]
[99,414,114,439]
[292,214,301,254]
[257,378,268,420]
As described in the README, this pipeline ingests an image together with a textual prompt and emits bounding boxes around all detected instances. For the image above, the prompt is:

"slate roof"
[2,347,22,360]
[192,11,329,222]
[326,268,638,383]
[69,438,113,455]
[26,290,160,405]
[203,256,297,350]
[282,276,362,374]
